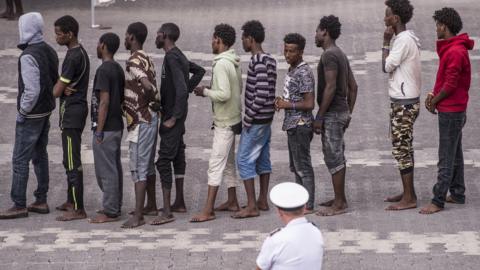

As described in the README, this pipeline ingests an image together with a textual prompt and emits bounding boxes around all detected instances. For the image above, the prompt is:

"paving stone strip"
[0,228,479,255]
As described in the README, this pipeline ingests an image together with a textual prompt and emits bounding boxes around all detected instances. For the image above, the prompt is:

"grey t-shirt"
[317,46,352,113]
[282,62,315,131]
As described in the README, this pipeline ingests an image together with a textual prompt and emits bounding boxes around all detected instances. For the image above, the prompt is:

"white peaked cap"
[269,182,309,209]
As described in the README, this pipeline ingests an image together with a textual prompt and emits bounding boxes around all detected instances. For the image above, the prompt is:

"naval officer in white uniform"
[256,182,324,270]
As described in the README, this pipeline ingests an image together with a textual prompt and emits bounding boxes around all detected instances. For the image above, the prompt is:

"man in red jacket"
[421,7,474,214]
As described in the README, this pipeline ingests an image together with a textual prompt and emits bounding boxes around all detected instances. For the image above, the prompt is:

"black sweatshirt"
[160,47,205,120]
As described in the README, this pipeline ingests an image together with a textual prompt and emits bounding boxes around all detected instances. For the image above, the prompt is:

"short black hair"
[433,7,463,35]
[213,23,236,47]
[241,20,265,43]
[99,32,120,55]
[385,0,414,24]
[278,206,304,213]
[318,15,342,40]
[283,33,306,51]
[54,15,79,37]
[160,22,180,42]
[127,22,148,45]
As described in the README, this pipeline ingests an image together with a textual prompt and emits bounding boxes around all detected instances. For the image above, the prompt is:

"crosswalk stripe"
[0,228,478,255]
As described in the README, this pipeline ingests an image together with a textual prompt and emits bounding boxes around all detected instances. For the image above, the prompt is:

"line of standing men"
[379,0,474,215]
[0,1,474,228]
[0,14,208,228]
[0,12,357,224]
[190,16,358,221]
[254,2,475,269]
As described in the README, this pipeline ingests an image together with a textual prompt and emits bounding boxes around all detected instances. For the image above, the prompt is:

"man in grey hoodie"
[0,12,59,219]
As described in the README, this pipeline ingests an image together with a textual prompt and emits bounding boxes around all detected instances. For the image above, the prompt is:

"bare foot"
[215,200,240,212]
[318,199,334,207]
[56,209,87,221]
[128,207,158,216]
[0,11,13,18]
[121,216,145,228]
[256,200,269,211]
[89,213,120,224]
[231,207,260,219]
[170,201,187,213]
[150,214,175,226]
[419,203,443,215]
[157,207,187,213]
[190,212,216,223]
[384,193,403,203]
[316,202,348,217]
[0,12,13,20]
[446,196,464,204]
[385,200,417,211]
[55,202,73,211]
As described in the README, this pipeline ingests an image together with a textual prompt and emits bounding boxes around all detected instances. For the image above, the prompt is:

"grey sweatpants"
[92,130,123,217]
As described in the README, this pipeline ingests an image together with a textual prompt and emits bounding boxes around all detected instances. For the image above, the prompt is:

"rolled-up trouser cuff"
[161,181,172,190]
[400,166,414,175]
[328,163,346,175]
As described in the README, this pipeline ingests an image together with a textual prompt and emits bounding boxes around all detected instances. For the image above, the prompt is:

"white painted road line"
[0,228,479,255]
[2,144,480,168]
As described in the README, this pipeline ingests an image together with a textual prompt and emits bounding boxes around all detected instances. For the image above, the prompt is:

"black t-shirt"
[317,46,352,113]
[59,45,90,129]
[91,60,125,131]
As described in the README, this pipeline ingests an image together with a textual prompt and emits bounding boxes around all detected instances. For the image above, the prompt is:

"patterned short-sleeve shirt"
[123,50,158,132]
[282,62,315,131]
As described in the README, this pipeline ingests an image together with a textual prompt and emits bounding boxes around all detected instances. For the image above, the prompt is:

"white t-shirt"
[256,217,324,270]
[385,30,422,100]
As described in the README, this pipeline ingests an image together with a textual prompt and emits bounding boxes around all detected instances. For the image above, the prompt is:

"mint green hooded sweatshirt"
[204,49,242,128]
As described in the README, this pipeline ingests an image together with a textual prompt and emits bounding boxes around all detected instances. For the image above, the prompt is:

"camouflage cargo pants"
[390,102,420,174]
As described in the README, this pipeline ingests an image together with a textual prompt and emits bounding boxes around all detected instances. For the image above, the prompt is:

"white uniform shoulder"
[269,227,282,236]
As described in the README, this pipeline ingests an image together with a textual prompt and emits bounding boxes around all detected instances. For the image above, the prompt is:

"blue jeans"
[287,125,315,209]
[11,116,51,208]
[237,124,272,180]
[321,111,349,175]
[432,112,466,208]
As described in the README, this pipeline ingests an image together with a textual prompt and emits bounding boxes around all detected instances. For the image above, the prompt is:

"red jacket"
[433,33,474,112]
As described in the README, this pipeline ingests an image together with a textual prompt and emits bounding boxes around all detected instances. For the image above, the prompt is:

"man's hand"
[94,131,104,144]
[425,92,437,114]
[149,101,162,112]
[274,96,282,111]
[383,26,395,45]
[64,86,76,96]
[163,117,176,129]
[193,86,206,97]
[313,119,323,135]
[425,92,432,110]
[345,114,352,129]
[16,113,25,124]
[275,97,289,111]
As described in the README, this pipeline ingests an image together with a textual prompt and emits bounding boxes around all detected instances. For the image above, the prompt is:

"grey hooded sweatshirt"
[17,12,58,117]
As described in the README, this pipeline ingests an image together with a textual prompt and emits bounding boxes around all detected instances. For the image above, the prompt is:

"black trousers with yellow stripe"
[61,128,84,210]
